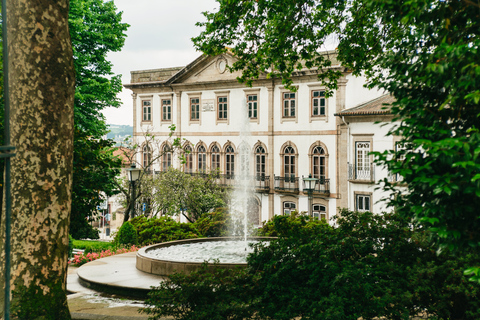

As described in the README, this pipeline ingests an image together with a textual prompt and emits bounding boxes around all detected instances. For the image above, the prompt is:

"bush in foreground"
[142,210,480,320]
[129,216,200,246]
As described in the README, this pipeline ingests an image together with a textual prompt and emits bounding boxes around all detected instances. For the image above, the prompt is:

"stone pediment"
[168,54,245,85]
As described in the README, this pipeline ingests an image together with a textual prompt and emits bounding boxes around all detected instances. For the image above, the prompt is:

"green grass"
[72,240,114,253]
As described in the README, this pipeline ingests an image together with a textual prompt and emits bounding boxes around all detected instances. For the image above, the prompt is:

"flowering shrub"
[68,245,139,267]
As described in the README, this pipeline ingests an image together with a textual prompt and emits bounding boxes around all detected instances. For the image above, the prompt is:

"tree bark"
[0,0,75,318]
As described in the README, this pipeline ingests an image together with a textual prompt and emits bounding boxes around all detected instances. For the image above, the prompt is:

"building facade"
[124,52,396,224]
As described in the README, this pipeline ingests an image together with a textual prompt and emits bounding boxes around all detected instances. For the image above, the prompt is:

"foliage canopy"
[193,0,480,258]
[68,0,129,238]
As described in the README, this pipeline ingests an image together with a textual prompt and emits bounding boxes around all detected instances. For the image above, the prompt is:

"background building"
[124,52,397,224]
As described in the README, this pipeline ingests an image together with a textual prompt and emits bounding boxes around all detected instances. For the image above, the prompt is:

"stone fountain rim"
[136,236,274,276]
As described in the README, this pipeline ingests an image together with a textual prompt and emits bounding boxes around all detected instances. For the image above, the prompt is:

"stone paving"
[67,252,169,320]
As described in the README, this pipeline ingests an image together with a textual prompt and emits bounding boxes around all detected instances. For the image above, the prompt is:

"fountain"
[136,98,270,277]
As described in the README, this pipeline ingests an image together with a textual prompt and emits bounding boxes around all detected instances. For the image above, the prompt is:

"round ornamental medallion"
[217,58,227,74]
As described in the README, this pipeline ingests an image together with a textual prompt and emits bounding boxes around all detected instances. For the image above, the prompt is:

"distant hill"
[106,124,132,145]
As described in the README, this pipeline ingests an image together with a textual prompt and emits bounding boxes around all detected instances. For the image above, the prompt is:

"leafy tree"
[68,0,128,238]
[193,0,480,266]
[70,129,121,239]
[0,0,75,317]
[116,126,184,222]
[147,168,227,223]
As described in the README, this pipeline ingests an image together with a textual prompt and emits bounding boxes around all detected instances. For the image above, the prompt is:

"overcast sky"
[102,0,218,126]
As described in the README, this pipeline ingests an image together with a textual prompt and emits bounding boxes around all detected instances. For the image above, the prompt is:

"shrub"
[194,208,230,237]
[144,210,480,320]
[130,216,200,246]
[142,263,256,320]
[72,239,114,253]
[116,221,138,246]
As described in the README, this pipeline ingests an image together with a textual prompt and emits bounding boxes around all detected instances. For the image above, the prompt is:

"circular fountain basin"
[136,237,272,276]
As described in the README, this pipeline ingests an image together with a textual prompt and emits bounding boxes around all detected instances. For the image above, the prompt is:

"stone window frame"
[244,88,261,124]
[209,142,221,173]
[182,142,193,173]
[308,84,328,123]
[253,141,268,178]
[159,93,173,123]
[281,89,297,122]
[215,90,230,125]
[312,198,329,220]
[354,191,373,212]
[140,96,153,123]
[196,142,207,172]
[223,142,236,177]
[280,141,298,179]
[352,134,374,182]
[308,141,329,181]
[281,195,298,215]
[187,92,202,125]
[160,142,173,172]
[142,143,152,169]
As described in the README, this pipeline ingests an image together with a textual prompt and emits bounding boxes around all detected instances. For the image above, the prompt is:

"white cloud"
[102,0,217,126]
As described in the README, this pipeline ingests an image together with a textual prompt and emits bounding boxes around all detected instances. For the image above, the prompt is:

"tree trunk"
[0,0,75,318]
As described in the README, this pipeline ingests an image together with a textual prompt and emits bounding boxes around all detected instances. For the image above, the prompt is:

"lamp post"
[303,174,318,217]
[127,163,141,220]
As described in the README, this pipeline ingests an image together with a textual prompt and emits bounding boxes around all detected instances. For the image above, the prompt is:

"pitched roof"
[335,94,395,116]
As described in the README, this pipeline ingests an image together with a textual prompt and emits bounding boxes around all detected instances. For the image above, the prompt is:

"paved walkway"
[67,252,169,320]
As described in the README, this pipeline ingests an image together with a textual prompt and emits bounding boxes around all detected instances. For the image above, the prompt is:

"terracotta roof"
[113,147,134,167]
[335,94,395,116]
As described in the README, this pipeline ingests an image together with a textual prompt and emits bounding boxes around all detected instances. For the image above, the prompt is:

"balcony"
[348,163,375,182]
[312,178,330,195]
[186,172,270,193]
[254,175,270,193]
[274,175,299,193]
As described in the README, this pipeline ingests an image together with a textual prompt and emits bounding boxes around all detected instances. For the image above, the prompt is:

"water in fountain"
[229,98,255,241]
[145,240,258,263]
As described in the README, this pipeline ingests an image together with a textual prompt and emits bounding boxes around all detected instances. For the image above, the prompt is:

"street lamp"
[127,163,141,219]
[303,174,318,217]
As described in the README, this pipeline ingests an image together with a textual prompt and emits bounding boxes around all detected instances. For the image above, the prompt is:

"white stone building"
[124,52,397,224]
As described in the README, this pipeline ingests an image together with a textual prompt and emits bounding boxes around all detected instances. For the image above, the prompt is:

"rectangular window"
[355,141,371,180]
[142,100,151,121]
[312,90,326,116]
[247,94,258,119]
[162,99,171,121]
[218,96,228,120]
[190,98,200,120]
[356,194,371,212]
[283,92,296,118]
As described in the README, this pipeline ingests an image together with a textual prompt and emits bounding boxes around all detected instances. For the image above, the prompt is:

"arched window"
[184,145,193,173]
[283,201,296,215]
[312,146,326,180]
[198,145,206,172]
[255,146,266,178]
[142,144,152,169]
[211,145,220,172]
[162,144,172,171]
[283,146,296,179]
[312,204,327,220]
[225,145,235,178]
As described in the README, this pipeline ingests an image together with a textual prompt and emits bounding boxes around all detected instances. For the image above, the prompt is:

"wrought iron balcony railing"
[274,175,299,192]
[312,178,330,195]
[185,172,270,192]
[348,163,375,181]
